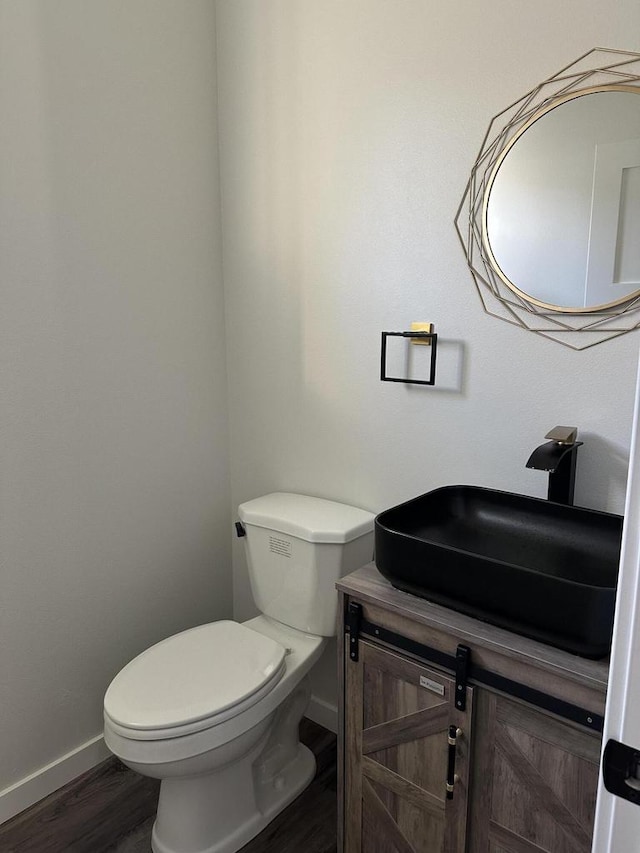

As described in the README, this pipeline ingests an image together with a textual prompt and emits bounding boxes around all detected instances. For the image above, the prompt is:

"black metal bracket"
[347,602,363,662]
[380,331,438,386]
[454,645,471,711]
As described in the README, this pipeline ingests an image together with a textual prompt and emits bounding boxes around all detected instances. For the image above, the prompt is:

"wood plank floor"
[0,718,337,853]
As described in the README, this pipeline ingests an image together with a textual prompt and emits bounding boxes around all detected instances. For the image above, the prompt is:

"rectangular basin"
[375,485,622,658]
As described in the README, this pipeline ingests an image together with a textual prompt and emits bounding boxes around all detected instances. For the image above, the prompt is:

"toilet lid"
[104,621,286,731]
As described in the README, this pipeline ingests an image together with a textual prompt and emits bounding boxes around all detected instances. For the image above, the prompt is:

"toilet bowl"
[104,493,374,853]
[105,616,325,853]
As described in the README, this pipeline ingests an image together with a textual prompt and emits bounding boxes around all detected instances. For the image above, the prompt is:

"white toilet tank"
[238,493,374,637]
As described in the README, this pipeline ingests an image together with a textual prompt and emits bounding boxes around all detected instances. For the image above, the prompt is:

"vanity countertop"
[337,562,609,712]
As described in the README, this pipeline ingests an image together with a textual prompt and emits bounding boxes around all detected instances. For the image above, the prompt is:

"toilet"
[103,492,374,853]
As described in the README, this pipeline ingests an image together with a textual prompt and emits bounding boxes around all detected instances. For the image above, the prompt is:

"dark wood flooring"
[0,718,337,853]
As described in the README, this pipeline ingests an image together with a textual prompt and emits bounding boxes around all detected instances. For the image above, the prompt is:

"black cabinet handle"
[446,725,462,800]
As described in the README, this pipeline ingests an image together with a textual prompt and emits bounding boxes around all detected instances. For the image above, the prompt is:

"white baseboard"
[0,699,336,827]
[0,734,111,826]
[306,695,338,734]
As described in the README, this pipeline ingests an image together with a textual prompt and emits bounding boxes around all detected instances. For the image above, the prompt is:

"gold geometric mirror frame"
[455,48,640,350]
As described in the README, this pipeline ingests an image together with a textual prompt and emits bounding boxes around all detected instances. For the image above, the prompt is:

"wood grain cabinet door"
[344,640,473,853]
[468,692,600,853]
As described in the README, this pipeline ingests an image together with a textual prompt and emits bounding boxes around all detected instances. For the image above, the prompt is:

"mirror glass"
[484,88,640,312]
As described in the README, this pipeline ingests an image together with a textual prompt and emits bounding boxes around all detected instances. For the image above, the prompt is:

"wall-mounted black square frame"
[380,331,438,386]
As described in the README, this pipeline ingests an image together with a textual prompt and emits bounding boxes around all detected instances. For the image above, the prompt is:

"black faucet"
[526,426,583,506]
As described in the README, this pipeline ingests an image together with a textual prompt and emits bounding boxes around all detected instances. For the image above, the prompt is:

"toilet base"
[150,742,316,853]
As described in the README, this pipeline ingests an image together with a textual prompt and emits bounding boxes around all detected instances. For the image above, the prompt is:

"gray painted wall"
[1,0,232,794]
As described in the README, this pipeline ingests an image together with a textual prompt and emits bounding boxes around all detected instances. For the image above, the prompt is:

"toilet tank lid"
[238,493,374,543]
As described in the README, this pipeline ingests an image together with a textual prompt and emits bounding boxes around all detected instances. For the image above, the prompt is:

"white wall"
[216,0,640,719]
[0,0,231,806]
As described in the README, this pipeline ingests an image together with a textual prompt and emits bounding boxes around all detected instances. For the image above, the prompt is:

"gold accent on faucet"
[544,426,578,445]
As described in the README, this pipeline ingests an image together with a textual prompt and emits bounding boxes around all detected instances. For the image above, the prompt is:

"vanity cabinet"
[337,565,608,853]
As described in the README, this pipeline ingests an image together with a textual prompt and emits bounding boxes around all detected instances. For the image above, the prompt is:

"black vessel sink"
[375,486,622,658]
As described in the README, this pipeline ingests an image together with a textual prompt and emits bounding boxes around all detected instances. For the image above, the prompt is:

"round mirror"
[483,86,640,313]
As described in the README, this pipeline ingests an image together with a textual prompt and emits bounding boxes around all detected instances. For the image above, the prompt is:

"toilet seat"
[104,621,286,740]
[104,616,326,770]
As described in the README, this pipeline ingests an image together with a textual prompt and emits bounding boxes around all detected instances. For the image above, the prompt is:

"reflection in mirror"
[485,89,640,312]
